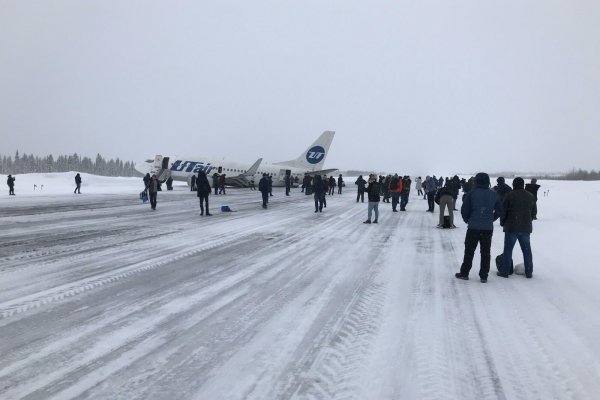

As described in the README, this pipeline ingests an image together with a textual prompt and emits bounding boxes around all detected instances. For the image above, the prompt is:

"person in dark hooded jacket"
[455,172,503,283]
[498,177,535,278]
[196,170,212,216]
[525,178,541,219]
[7,174,15,195]
[493,177,512,202]
[355,175,367,203]
[312,175,326,212]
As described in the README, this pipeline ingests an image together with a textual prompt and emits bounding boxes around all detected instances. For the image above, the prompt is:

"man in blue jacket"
[455,172,503,283]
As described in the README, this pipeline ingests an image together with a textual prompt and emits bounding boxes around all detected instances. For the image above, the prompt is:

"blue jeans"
[400,193,409,210]
[502,232,533,276]
[368,202,379,221]
[391,192,401,211]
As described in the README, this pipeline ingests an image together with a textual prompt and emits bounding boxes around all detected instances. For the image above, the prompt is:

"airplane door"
[162,157,170,169]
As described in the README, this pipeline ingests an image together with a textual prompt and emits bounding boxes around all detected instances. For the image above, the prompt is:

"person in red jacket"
[388,174,403,212]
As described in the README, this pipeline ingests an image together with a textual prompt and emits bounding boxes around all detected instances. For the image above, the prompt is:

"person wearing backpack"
[424,176,437,212]
[388,174,403,212]
[364,174,381,224]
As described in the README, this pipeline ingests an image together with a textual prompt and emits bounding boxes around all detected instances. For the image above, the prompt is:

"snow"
[1,172,599,399]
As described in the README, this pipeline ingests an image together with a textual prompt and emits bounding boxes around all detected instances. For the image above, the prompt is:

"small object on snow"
[514,263,525,275]
[221,205,232,212]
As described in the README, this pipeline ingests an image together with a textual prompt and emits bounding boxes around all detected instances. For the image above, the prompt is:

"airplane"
[134,130,337,188]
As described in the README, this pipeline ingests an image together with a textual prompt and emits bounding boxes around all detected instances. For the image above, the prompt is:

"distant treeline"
[541,169,600,181]
[0,151,140,177]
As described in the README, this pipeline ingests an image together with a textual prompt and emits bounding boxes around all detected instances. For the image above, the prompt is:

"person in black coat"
[258,173,270,208]
[312,175,326,212]
[525,178,541,219]
[493,177,512,202]
[143,173,150,192]
[498,177,535,278]
[337,174,344,194]
[146,174,159,210]
[355,175,367,203]
[7,174,15,195]
[212,173,220,195]
[73,173,82,194]
[196,171,212,216]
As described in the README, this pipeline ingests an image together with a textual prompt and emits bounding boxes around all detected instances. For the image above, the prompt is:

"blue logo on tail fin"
[306,146,325,164]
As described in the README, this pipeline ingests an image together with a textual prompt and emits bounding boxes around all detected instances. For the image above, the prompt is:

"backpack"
[495,254,514,275]
[390,177,399,190]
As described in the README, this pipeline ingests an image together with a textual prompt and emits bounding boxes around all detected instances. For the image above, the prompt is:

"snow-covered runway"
[1,174,599,399]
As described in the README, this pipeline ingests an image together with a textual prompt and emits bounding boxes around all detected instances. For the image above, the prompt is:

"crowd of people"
[5,169,540,282]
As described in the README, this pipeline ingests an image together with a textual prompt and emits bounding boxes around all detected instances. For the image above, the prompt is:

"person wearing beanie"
[497,177,536,278]
[493,176,512,202]
[455,172,503,283]
[364,174,381,224]
[525,178,541,219]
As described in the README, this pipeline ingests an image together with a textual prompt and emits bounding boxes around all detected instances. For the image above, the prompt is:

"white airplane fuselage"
[134,131,337,188]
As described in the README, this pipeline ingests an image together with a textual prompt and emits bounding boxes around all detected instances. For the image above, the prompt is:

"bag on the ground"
[443,216,451,229]
[495,254,514,274]
[514,263,525,275]
[221,205,232,212]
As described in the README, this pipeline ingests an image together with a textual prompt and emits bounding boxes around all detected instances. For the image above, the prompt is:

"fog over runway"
[1,174,599,399]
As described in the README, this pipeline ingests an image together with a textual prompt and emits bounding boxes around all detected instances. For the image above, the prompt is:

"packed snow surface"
[1,172,599,400]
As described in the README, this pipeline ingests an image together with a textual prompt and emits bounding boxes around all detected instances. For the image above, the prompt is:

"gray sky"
[1,0,599,175]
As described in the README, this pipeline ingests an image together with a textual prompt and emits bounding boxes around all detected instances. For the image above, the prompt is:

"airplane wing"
[224,158,263,187]
[304,168,339,176]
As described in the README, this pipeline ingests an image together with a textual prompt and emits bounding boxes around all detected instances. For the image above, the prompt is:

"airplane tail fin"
[242,158,262,176]
[273,130,335,171]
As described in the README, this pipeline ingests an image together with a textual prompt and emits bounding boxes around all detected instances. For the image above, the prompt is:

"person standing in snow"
[425,176,437,213]
[146,174,159,210]
[400,175,411,211]
[7,174,15,195]
[143,173,150,193]
[196,170,212,216]
[284,173,291,196]
[337,174,344,194]
[388,174,403,212]
[493,177,512,202]
[312,175,326,212]
[74,173,82,194]
[415,176,423,197]
[364,174,381,224]
[525,178,541,220]
[497,177,535,278]
[455,172,502,283]
[436,185,456,228]
[258,173,270,209]
[355,175,367,203]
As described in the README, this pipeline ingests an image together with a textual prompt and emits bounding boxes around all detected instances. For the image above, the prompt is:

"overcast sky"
[1,0,599,175]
